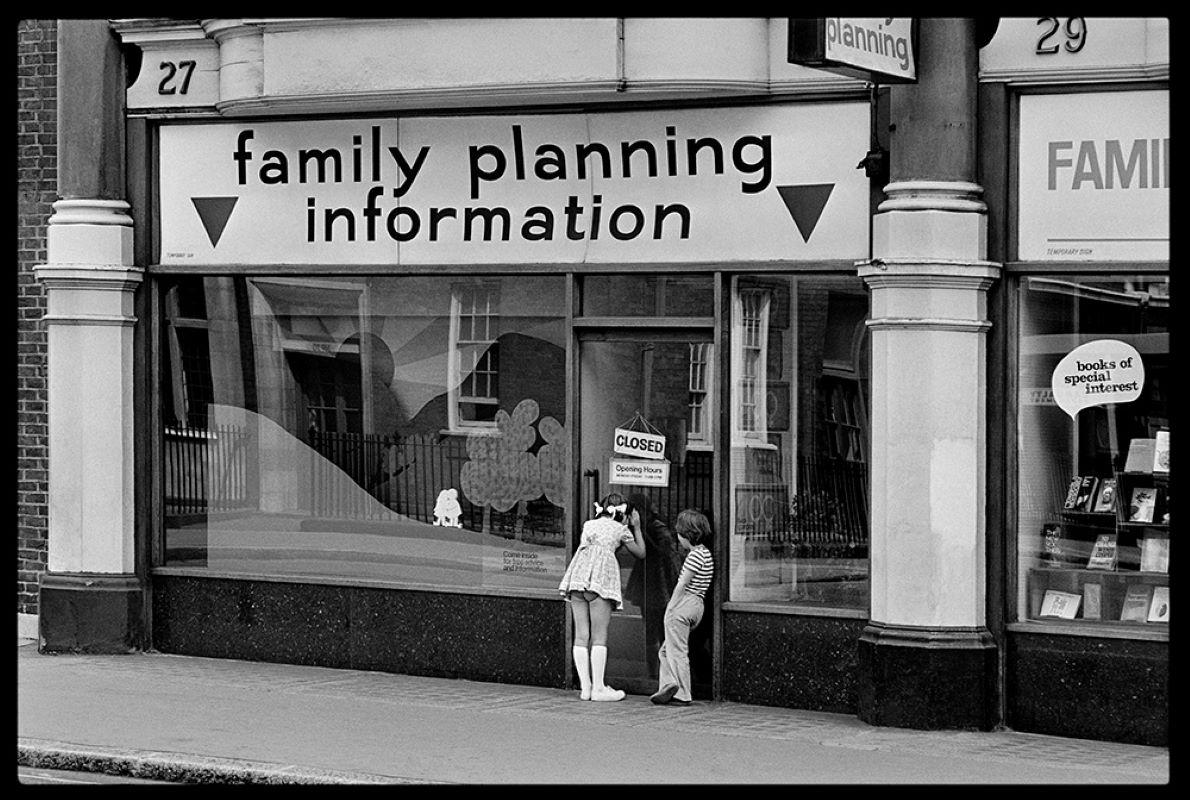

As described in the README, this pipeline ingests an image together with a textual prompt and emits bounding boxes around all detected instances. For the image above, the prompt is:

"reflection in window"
[450,282,500,428]
[728,276,870,610]
[158,275,568,591]
[687,342,713,448]
[1017,276,1170,629]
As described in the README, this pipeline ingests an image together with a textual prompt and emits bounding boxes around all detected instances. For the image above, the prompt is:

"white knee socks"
[572,645,592,700]
[589,645,624,702]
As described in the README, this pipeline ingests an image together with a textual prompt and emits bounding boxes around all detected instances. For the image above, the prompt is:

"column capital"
[47,198,133,227]
[878,180,987,214]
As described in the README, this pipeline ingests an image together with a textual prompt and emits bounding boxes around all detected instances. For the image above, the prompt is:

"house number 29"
[158,60,196,95]
[1035,17,1086,55]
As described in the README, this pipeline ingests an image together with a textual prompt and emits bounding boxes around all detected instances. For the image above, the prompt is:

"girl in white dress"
[558,492,646,701]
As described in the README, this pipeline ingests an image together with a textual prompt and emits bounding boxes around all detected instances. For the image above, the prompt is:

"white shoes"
[590,685,625,702]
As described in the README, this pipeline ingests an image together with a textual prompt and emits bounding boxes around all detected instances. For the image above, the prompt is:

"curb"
[18,739,446,785]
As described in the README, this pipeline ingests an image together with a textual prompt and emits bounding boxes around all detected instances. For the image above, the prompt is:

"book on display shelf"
[1062,476,1083,510]
[1153,430,1169,473]
[1147,586,1169,623]
[1140,537,1170,573]
[1039,523,1063,565]
[1128,487,1157,523]
[1119,584,1153,622]
[1081,582,1102,620]
[1039,590,1081,620]
[1073,476,1098,511]
[1085,533,1118,571]
[1090,478,1118,513]
[1124,438,1156,473]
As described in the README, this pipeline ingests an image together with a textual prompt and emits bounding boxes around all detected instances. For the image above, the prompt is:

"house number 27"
[158,60,196,95]
[1035,18,1086,55]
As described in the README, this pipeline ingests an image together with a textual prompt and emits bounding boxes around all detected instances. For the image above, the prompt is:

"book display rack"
[1028,434,1170,626]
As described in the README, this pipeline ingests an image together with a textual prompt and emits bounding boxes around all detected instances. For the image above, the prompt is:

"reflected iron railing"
[734,457,869,556]
[164,424,252,515]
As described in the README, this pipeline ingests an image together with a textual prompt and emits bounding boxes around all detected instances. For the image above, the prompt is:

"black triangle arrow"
[776,184,834,243]
[191,197,238,247]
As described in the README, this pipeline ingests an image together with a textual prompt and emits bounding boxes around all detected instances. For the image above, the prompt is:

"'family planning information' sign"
[158,103,870,266]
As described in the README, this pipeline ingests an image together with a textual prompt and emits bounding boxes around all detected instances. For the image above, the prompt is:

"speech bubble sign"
[1051,339,1144,419]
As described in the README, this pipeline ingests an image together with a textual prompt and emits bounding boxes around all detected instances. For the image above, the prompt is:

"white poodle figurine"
[433,488,463,528]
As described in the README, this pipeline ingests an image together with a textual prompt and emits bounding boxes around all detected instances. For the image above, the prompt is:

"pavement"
[17,637,1170,785]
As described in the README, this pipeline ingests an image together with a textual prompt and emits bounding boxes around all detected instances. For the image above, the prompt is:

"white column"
[35,198,142,575]
[859,181,1000,629]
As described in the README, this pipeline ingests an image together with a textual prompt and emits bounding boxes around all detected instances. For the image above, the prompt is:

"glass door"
[578,332,715,697]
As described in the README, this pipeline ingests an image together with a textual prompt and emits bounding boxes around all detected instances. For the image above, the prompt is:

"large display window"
[1016,275,1170,630]
[157,274,569,591]
[726,274,871,609]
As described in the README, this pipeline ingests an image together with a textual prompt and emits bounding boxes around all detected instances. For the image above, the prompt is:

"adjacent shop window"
[157,275,569,592]
[1017,275,1170,629]
[728,275,871,609]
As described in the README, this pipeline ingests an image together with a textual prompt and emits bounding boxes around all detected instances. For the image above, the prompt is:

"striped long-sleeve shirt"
[681,544,714,598]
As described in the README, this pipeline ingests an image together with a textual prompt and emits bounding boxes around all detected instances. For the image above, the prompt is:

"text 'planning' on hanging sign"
[613,427,666,460]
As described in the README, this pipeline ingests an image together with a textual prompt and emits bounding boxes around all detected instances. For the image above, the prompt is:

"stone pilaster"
[36,19,145,653]
[855,19,1001,731]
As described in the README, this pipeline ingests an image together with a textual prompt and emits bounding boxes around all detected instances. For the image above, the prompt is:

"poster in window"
[766,382,790,432]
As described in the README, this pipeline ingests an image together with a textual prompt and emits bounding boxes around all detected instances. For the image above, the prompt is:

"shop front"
[131,43,876,706]
[32,17,1167,745]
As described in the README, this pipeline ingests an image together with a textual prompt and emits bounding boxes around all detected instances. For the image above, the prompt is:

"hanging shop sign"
[788,18,917,83]
[613,428,666,460]
[1018,90,1168,262]
[1051,339,1144,419]
[609,458,670,487]
[157,103,870,266]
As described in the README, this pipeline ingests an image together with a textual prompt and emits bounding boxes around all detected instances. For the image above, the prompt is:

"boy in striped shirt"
[650,509,714,706]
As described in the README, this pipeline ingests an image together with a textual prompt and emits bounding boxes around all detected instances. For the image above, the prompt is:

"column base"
[38,573,144,654]
[857,622,997,730]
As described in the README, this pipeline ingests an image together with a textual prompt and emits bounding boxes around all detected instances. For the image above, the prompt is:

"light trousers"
[657,591,704,702]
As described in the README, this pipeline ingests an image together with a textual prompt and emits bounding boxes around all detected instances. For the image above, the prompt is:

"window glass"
[159,275,568,591]
[727,275,870,609]
[581,274,713,317]
[1017,275,1170,628]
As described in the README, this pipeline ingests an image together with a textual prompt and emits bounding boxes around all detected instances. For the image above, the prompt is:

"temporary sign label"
[158,103,870,266]
[613,427,666,460]
[1018,90,1168,261]
[609,459,670,487]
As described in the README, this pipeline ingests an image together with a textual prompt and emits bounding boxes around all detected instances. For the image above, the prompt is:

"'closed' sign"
[613,428,666,460]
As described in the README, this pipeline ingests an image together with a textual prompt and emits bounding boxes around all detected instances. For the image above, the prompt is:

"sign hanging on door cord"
[613,411,667,461]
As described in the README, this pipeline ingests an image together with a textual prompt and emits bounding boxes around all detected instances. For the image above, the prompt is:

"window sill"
[1007,619,1169,642]
[438,427,498,437]
[722,600,868,619]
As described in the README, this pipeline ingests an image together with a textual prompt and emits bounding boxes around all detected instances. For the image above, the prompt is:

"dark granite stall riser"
[1007,632,1168,746]
[152,575,567,687]
[722,611,866,713]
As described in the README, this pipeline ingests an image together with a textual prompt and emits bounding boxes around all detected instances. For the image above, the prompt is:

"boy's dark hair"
[596,492,629,523]
[674,509,712,546]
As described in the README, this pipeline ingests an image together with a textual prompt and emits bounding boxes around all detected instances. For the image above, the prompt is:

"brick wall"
[17,19,57,616]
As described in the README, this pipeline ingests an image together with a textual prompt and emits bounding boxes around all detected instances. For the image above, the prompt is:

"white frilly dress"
[557,516,635,610]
